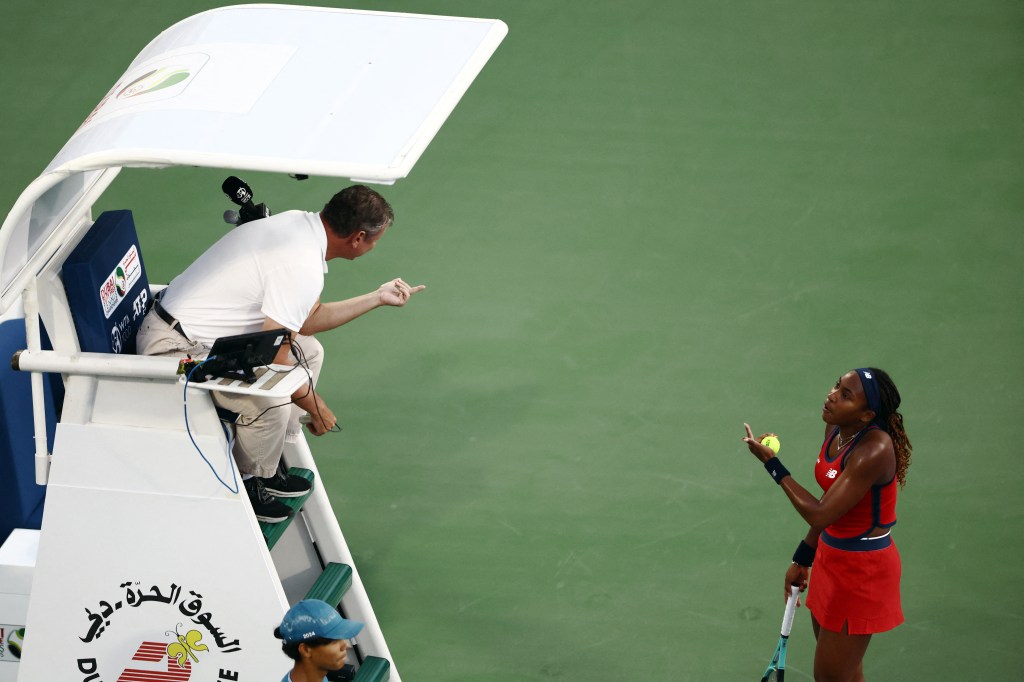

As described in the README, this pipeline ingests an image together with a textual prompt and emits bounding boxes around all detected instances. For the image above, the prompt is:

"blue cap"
[275,600,364,644]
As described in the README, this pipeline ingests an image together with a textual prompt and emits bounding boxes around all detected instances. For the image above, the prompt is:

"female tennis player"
[742,368,912,682]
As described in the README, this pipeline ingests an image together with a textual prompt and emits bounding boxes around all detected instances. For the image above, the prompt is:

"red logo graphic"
[117,641,191,682]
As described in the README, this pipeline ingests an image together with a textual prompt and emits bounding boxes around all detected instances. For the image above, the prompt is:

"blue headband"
[855,368,884,424]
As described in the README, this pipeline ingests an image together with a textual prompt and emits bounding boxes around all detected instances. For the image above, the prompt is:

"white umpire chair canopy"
[0,6,505,682]
[0,3,507,314]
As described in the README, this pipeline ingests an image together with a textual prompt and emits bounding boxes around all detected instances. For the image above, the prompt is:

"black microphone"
[222,176,271,225]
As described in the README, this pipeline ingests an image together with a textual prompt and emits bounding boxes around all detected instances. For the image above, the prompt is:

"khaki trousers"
[135,309,324,477]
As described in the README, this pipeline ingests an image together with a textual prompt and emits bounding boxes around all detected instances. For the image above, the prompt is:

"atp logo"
[132,289,149,321]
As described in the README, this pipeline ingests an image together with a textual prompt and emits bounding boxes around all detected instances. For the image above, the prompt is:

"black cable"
[232,337,340,432]
[290,339,342,433]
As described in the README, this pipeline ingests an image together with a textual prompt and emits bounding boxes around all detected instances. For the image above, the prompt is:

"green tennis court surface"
[2,1,1020,678]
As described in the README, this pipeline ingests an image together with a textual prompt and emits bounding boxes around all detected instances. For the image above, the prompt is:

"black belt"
[820,530,893,552]
[153,300,189,339]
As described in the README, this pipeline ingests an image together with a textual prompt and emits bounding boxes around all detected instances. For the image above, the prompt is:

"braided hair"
[870,367,912,489]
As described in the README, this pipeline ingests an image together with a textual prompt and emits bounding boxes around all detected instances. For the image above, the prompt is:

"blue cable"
[183,358,240,494]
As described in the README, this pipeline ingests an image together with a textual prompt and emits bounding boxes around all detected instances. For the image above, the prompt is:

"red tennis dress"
[804,427,904,635]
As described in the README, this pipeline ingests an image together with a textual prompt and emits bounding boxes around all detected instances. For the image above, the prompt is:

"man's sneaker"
[262,469,313,498]
[244,477,293,523]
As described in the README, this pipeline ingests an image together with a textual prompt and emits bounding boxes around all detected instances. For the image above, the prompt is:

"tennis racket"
[760,584,801,681]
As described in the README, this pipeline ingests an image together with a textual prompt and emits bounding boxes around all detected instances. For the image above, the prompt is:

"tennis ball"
[760,435,781,454]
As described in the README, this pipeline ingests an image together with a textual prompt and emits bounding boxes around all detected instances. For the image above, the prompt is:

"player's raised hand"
[742,423,777,463]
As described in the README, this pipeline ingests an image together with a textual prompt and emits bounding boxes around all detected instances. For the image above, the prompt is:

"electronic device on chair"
[195,328,290,383]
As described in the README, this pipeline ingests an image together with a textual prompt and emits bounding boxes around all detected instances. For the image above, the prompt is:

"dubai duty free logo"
[115,66,192,100]
[78,51,209,131]
[76,579,243,682]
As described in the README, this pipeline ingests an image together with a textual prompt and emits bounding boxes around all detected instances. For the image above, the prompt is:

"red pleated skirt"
[805,534,904,635]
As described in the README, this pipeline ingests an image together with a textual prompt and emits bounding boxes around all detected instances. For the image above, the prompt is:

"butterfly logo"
[166,624,209,668]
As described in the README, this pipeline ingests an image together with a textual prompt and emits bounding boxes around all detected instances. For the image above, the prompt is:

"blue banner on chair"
[62,210,151,354]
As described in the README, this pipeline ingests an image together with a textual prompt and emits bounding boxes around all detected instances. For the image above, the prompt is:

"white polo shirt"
[159,211,328,345]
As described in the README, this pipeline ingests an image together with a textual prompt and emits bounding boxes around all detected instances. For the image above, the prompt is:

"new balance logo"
[826,469,838,479]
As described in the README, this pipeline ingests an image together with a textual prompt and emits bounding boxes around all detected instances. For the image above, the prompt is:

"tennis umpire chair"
[14,209,392,681]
